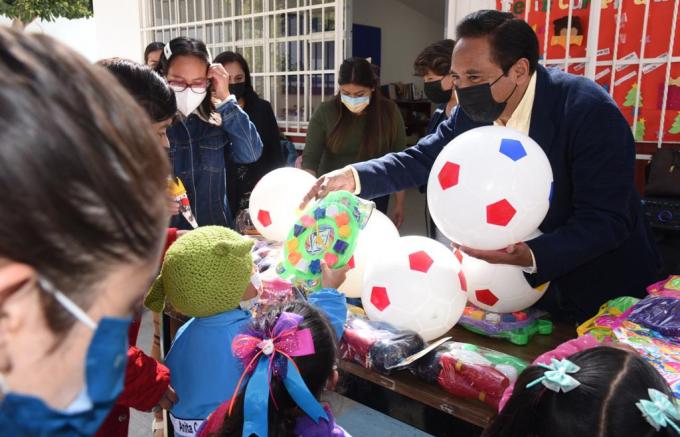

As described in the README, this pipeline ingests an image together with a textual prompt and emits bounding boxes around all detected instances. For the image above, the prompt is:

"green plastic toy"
[277,191,373,292]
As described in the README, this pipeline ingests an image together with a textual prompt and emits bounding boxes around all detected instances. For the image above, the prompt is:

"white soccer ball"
[427,126,553,250]
[249,168,316,241]
[338,210,400,298]
[456,247,549,313]
[362,236,467,341]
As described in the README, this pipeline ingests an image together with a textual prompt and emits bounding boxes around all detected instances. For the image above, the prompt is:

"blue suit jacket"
[354,65,660,322]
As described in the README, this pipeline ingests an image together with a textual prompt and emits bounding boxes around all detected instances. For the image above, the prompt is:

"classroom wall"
[352,0,446,85]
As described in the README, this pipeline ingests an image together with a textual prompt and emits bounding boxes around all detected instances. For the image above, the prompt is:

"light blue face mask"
[0,277,131,437]
[340,93,371,113]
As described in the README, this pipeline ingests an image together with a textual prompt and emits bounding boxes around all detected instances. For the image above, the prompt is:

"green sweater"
[302,98,407,175]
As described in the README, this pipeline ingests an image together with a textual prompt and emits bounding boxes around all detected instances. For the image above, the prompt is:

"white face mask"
[171,86,207,117]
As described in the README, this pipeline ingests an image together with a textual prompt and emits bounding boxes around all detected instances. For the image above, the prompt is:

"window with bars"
[498,0,680,148]
[140,0,348,136]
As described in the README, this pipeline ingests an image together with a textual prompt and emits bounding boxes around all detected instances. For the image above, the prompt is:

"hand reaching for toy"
[300,166,356,209]
[321,261,350,290]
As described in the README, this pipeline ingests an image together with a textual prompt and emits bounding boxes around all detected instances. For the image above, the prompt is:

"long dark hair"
[483,347,678,437]
[328,57,399,160]
[144,41,165,64]
[215,301,337,437]
[156,36,215,121]
[214,50,258,107]
[102,58,177,122]
[0,28,169,334]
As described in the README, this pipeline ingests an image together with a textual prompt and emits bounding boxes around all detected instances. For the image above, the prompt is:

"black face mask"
[229,82,247,100]
[455,74,517,123]
[424,79,453,104]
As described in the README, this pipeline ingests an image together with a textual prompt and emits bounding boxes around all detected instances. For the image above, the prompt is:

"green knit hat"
[145,226,255,317]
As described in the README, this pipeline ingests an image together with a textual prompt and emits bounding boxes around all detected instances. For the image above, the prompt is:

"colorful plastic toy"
[614,320,680,398]
[277,191,373,292]
[168,177,198,229]
[577,296,640,341]
[458,305,553,346]
[647,275,680,298]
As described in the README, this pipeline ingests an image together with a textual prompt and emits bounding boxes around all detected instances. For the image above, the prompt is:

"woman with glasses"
[156,37,263,229]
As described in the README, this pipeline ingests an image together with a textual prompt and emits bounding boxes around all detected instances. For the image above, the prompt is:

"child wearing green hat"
[145,226,348,437]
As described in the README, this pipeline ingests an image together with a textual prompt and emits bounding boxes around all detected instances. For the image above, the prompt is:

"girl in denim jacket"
[158,37,263,229]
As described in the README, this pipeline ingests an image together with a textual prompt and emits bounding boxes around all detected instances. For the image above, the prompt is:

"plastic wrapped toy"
[167,177,198,229]
[627,296,680,338]
[576,296,640,342]
[413,342,528,408]
[235,208,259,235]
[458,305,552,346]
[647,275,680,298]
[278,191,373,292]
[340,315,425,375]
[251,240,282,274]
[614,320,680,398]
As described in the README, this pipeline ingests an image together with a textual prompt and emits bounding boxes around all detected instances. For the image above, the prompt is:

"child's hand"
[157,385,178,410]
[321,261,350,290]
[166,195,180,216]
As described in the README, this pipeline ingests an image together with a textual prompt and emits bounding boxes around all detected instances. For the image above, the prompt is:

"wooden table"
[338,322,576,428]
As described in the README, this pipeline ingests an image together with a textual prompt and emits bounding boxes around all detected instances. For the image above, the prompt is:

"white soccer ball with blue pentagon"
[427,126,553,250]
[361,236,467,342]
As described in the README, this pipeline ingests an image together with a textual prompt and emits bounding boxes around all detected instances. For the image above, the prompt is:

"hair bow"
[526,358,581,393]
[636,388,680,433]
[229,312,328,437]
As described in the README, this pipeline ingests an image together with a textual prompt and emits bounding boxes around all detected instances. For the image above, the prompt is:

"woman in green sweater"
[302,57,407,228]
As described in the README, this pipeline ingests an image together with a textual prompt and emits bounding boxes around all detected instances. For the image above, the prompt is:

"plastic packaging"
[627,296,680,338]
[458,305,552,346]
[646,275,680,298]
[167,177,198,229]
[235,208,259,235]
[576,296,640,342]
[340,315,425,375]
[614,320,680,399]
[413,342,527,408]
[278,191,374,292]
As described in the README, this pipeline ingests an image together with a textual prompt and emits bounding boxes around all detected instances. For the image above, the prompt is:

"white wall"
[0,15,98,61]
[0,0,143,63]
[352,0,446,85]
[93,0,143,63]
[445,0,496,39]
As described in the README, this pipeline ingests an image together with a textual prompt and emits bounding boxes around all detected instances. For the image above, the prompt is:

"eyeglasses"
[167,80,210,93]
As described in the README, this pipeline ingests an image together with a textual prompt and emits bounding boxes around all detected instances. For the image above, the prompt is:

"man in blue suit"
[302,10,660,323]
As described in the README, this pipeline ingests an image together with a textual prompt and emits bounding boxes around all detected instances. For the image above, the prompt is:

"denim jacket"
[168,97,263,229]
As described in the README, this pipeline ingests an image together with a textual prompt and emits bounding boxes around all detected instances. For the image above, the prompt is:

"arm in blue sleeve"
[308,289,348,341]
[217,98,263,164]
[353,111,458,199]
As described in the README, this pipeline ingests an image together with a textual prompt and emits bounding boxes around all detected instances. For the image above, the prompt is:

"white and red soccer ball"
[427,126,553,250]
[338,210,400,298]
[361,236,467,341]
[249,168,316,241]
[454,248,549,313]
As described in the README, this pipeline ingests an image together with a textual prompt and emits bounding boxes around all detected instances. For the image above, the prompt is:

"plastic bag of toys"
[339,315,425,375]
[413,341,527,408]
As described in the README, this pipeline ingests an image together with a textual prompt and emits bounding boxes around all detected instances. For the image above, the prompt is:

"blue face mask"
[340,93,371,114]
[0,278,131,436]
